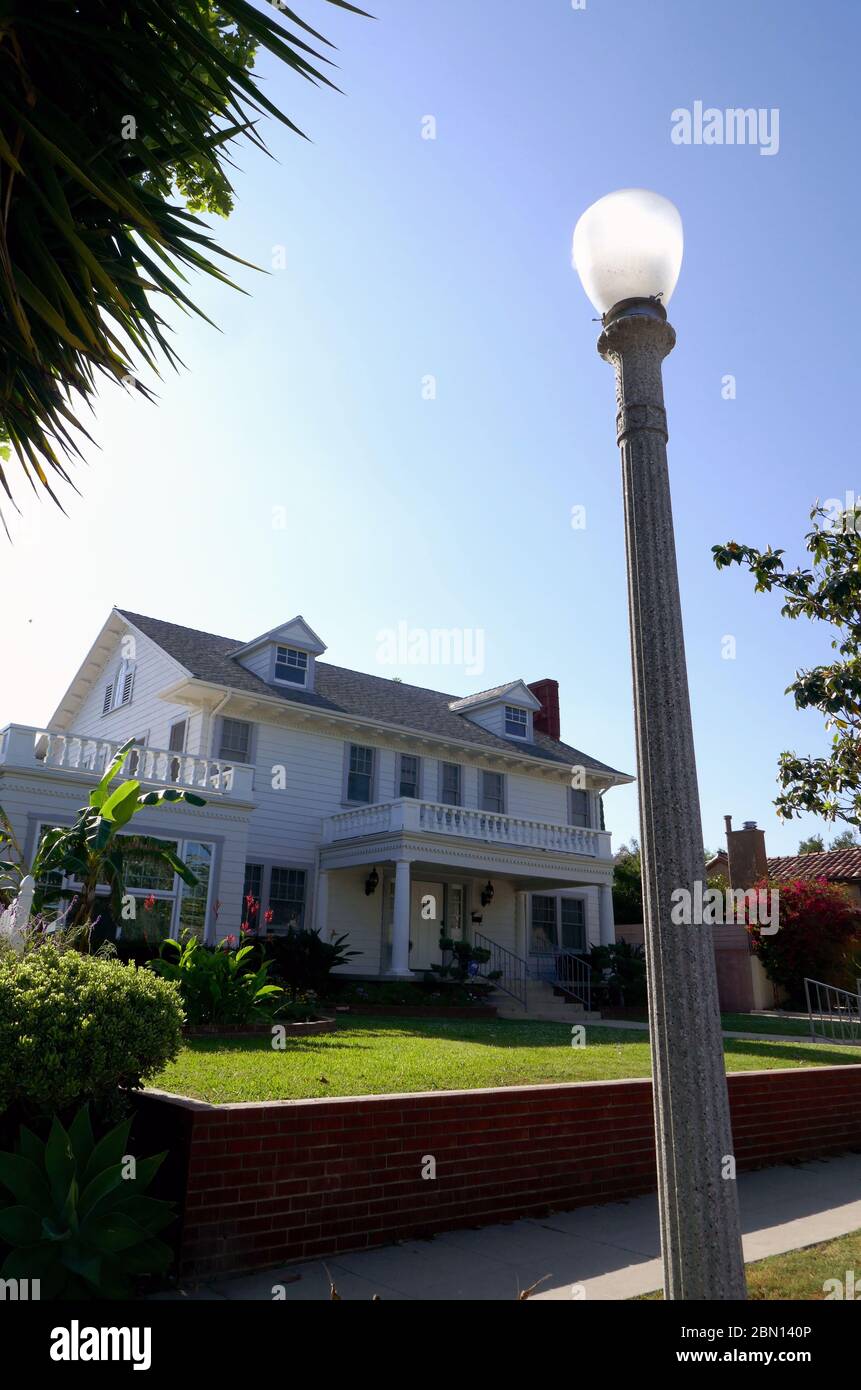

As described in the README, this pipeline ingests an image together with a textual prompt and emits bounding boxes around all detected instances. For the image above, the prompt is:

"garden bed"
[333,1002,497,1019]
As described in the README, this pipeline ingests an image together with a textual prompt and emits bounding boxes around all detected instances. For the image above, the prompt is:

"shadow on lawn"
[178,1017,646,1055]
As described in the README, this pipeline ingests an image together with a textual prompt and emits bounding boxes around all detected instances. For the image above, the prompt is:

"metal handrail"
[474,931,528,1008]
[533,947,592,1012]
[804,976,861,1046]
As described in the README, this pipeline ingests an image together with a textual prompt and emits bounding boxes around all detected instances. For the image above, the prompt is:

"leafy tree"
[612,843,642,924]
[829,829,858,850]
[0,739,205,930]
[714,503,861,830]
[798,836,825,854]
[0,0,367,529]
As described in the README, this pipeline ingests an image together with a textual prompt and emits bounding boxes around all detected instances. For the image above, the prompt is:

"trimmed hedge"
[0,949,184,1116]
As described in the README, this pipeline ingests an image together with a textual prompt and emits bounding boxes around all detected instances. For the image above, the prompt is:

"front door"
[411,879,444,970]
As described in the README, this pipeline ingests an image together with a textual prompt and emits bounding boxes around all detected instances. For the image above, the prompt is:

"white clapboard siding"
[71,627,195,753]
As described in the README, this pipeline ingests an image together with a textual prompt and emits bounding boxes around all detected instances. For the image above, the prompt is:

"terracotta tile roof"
[767,848,861,881]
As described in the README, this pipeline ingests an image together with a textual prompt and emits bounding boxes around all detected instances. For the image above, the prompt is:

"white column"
[314,869,330,938]
[599,881,615,947]
[388,858,413,976]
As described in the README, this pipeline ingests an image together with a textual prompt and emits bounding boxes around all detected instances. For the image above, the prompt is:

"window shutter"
[102,682,114,714]
[120,666,135,706]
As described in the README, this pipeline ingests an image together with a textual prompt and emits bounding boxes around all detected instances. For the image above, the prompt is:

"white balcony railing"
[0,724,254,800]
[322,797,611,858]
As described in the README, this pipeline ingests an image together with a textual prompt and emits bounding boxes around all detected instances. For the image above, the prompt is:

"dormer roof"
[448,680,541,714]
[227,616,327,660]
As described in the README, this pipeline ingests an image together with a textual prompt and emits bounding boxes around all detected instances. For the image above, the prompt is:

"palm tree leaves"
[0,0,369,531]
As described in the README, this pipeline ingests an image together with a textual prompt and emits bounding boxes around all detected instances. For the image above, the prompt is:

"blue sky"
[2,0,858,857]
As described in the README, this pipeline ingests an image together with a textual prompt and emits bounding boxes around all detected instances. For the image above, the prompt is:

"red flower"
[225,934,238,948]
[264,909,274,925]
[245,894,259,915]
[143,894,156,911]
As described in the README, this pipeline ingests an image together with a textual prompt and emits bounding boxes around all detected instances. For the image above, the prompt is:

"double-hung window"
[480,770,505,814]
[440,762,461,806]
[398,754,420,799]
[274,646,308,685]
[569,788,591,827]
[347,744,375,803]
[504,705,528,738]
[269,867,307,930]
[530,895,557,954]
[560,897,587,952]
[219,718,252,762]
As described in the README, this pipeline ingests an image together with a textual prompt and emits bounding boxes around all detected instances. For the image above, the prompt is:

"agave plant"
[0,1106,174,1299]
[0,0,368,530]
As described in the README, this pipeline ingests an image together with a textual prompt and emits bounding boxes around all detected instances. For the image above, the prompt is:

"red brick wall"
[133,1065,861,1278]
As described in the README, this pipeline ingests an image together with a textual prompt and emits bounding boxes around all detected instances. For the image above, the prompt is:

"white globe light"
[572,189,684,315]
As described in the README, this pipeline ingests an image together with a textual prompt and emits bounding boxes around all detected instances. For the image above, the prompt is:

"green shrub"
[148,932,283,1026]
[0,1104,173,1299]
[263,928,359,1000]
[0,948,183,1117]
[588,941,648,1007]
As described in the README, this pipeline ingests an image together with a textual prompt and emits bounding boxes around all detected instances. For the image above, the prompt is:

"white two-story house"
[0,609,633,1014]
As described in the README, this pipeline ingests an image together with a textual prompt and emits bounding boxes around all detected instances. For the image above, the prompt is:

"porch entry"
[381,878,466,973]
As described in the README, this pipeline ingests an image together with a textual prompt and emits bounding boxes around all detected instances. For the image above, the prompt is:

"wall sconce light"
[364,866,380,896]
[480,880,494,907]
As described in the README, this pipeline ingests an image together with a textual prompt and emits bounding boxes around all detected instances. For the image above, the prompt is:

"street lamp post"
[572,188,747,1300]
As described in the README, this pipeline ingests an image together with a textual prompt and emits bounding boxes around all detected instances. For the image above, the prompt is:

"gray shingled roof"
[118,610,628,778]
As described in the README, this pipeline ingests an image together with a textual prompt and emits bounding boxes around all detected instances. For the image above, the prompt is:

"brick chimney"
[528,679,560,740]
[724,814,768,890]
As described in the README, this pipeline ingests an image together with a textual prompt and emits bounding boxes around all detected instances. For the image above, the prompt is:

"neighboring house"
[762,848,861,905]
[0,610,632,1005]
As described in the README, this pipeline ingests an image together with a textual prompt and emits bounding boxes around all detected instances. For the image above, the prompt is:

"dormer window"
[504,705,528,739]
[274,646,308,686]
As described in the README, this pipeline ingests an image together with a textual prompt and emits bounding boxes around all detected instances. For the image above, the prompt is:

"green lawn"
[639,1229,861,1300]
[148,1016,861,1104]
[720,1013,817,1037]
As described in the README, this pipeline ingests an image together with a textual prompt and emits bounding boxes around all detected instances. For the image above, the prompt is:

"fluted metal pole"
[598,297,747,1300]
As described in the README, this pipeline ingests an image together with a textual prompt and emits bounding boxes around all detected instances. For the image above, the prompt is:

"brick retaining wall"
[133,1064,861,1278]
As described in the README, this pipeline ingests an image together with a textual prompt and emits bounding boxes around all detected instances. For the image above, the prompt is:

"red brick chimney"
[528,679,560,740]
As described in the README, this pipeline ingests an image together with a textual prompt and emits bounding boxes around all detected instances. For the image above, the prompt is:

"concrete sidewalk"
[164,1151,861,1302]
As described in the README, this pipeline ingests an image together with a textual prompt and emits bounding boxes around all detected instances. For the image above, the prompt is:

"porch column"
[599,882,615,946]
[314,869,329,938]
[388,858,413,977]
[515,891,529,960]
